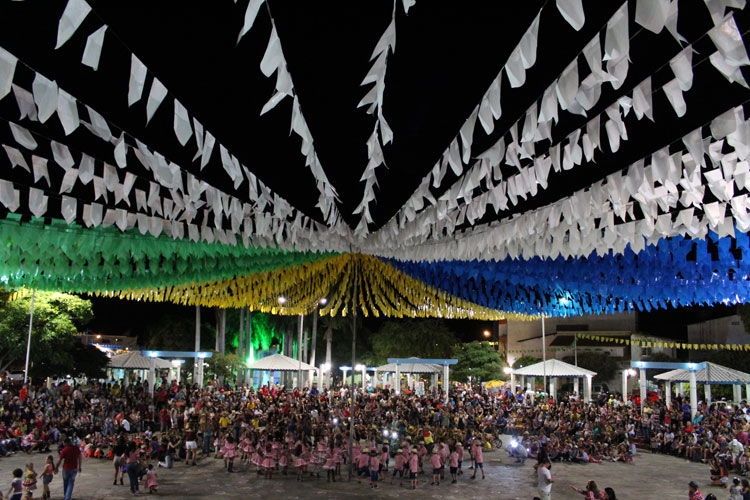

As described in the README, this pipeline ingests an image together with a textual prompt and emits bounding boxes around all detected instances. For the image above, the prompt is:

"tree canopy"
[562,351,617,381]
[512,355,541,369]
[452,341,506,383]
[368,319,458,365]
[0,291,96,378]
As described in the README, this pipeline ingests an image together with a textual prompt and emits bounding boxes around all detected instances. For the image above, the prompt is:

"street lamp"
[319,298,328,305]
[278,296,286,305]
[355,364,366,391]
[503,367,512,374]
[483,330,491,338]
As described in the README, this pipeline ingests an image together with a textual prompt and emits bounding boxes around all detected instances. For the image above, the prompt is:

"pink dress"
[146,471,158,489]
[261,452,276,469]
[223,442,237,459]
[323,451,336,470]
[251,449,263,466]
[278,452,289,467]
[295,455,308,469]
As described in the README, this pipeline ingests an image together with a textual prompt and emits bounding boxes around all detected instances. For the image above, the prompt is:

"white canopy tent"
[511,359,597,401]
[654,362,750,408]
[377,358,444,393]
[246,353,316,372]
[108,351,171,392]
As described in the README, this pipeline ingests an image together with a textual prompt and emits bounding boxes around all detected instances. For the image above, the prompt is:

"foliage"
[512,355,540,369]
[0,291,93,376]
[452,341,506,383]
[368,319,458,366]
[144,314,197,351]
[644,352,677,377]
[708,349,750,374]
[32,342,109,379]
[562,351,617,381]
[205,351,242,382]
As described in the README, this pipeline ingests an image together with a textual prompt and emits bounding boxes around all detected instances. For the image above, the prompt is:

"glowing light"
[332,418,339,425]
[510,439,518,448]
[96,334,101,339]
[321,363,331,373]
[383,430,390,437]
[483,330,491,338]
[278,296,287,304]
[355,364,365,371]
[319,298,328,305]
[627,369,636,376]
[503,367,512,374]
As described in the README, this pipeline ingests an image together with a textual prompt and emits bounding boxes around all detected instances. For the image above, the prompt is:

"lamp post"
[23,289,36,384]
[355,364,366,391]
[622,368,636,402]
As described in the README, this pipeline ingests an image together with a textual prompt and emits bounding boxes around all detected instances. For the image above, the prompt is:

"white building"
[687,315,750,358]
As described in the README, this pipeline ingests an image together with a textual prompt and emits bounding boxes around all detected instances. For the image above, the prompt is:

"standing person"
[6,468,23,500]
[56,438,81,500]
[124,442,141,495]
[688,480,704,500]
[41,455,56,500]
[470,439,485,480]
[369,449,380,489]
[184,424,198,466]
[409,447,419,490]
[537,461,553,500]
[602,487,617,499]
[731,478,744,500]
[449,445,459,484]
[429,446,442,486]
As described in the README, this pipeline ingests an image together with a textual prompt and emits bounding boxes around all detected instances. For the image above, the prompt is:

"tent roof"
[512,359,596,378]
[654,362,750,384]
[246,353,316,372]
[108,351,171,370]
[377,358,443,374]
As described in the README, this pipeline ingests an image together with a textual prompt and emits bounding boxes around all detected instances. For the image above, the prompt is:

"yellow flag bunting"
[91,254,537,320]
[574,332,750,352]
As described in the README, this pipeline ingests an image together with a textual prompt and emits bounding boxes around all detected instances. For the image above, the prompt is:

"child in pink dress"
[261,443,276,479]
[323,442,336,483]
[278,447,290,475]
[145,464,158,493]
[222,436,237,472]
[294,443,308,482]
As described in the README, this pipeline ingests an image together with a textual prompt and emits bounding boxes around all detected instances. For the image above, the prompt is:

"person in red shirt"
[18,385,28,402]
[55,438,81,500]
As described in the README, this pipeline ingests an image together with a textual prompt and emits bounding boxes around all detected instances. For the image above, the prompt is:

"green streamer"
[0,215,336,293]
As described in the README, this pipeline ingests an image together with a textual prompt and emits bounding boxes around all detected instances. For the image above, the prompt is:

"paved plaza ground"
[0,440,727,499]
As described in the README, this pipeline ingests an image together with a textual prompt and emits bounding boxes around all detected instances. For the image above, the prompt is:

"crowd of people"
[0,372,749,499]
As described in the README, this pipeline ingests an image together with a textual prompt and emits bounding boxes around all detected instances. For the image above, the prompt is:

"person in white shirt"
[537,461,553,500]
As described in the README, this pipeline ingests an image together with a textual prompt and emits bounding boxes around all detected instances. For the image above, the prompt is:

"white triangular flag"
[128,54,148,106]
[59,167,78,194]
[173,98,193,146]
[0,47,17,100]
[13,85,37,121]
[3,145,29,172]
[635,0,670,34]
[31,155,50,187]
[0,180,19,212]
[56,88,80,135]
[28,187,47,218]
[81,25,107,71]
[9,122,37,150]
[632,77,653,121]
[260,27,283,77]
[556,0,585,31]
[145,77,168,124]
[78,153,95,185]
[86,105,112,141]
[55,0,91,49]
[669,46,694,91]
[61,195,76,223]
[32,73,58,124]
[663,78,686,117]
[237,0,264,44]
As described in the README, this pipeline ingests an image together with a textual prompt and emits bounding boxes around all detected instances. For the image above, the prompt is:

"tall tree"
[452,341,507,383]
[0,291,95,376]
[369,319,457,365]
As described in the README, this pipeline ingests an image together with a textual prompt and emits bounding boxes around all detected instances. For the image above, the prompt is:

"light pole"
[355,364,366,391]
[23,289,36,384]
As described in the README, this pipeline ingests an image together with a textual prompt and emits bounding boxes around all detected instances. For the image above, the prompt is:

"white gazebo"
[654,362,750,411]
[108,351,171,392]
[377,358,443,392]
[511,359,596,401]
[246,353,317,389]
